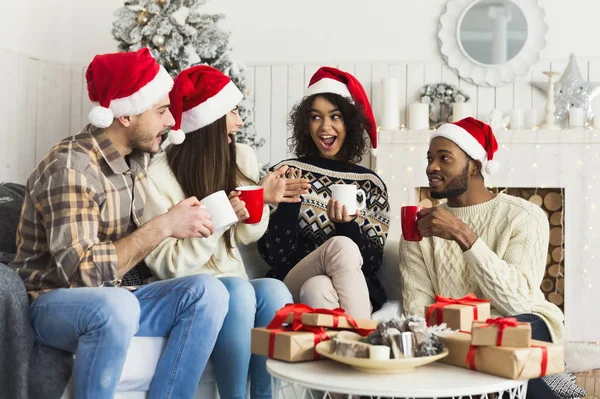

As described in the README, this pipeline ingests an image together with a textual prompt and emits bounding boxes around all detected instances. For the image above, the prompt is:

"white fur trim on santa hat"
[304,78,352,99]
[89,66,174,127]
[168,129,186,145]
[180,80,243,133]
[88,106,114,128]
[432,123,487,162]
[485,159,500,175]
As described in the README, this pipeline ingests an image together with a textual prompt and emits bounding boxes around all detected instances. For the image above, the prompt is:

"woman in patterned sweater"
[258,67,390,317]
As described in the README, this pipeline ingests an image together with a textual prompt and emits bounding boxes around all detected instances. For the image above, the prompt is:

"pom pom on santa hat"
[86,48,173,128]
[164,65,243,146]
[305,66,379,155]
[431,117,500,175]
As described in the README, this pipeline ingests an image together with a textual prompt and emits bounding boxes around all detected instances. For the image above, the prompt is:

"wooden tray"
[315,341,448,374]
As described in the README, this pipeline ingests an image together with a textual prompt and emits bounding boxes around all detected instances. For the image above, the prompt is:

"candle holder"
[541,71,561,130]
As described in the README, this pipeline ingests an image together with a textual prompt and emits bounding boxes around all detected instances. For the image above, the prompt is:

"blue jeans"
[30,275,229,399]
[212,277,292,399]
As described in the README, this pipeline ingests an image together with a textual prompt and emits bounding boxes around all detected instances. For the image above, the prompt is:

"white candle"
[509,109,524,130]
[452,103,473,122]
[369,345,391,360]
[380,78,400,130]
[408,103,429,130]
[569,107,585,128]
[524,109,537,129]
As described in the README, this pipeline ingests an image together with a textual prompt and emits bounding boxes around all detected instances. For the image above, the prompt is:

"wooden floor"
[576,369,600,398]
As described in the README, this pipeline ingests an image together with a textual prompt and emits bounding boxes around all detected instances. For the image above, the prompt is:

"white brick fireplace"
[375,128,600,342]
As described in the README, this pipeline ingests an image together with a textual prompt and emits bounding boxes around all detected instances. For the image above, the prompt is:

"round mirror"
[438,0,547,87]
[459,0,528,65]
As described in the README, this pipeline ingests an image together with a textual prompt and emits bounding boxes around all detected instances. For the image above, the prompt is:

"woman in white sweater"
[140,66,305,399]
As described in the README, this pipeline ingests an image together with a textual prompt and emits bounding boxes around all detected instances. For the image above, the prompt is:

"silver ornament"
[533,54,600,126]
[152,35,165,47]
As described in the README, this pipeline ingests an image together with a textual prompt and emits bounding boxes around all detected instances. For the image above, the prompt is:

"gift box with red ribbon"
[251,327,338,362]
[283,304,378,330]
[251,304,373,362]
[471,317,532,347]
[439,332,564,380]
[425,294,491,331]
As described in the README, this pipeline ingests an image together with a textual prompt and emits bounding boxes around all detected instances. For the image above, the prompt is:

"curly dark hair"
[288,93,370,164]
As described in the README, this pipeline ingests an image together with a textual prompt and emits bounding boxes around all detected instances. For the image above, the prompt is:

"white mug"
[200,190,238,232]
[330,184,366,215]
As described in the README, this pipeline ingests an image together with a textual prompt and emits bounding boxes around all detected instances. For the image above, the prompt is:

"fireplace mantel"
[375,128,600,342]
[378,128,600,144]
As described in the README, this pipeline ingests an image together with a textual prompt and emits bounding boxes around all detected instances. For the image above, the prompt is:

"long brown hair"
[166,115,248,267]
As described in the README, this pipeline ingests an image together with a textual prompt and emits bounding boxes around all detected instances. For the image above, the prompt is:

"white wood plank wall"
[2,47,600,183]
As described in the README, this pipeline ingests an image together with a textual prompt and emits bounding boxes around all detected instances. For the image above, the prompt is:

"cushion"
[543,365,587,399]
[0,183,26,263]
[115,337,216,392]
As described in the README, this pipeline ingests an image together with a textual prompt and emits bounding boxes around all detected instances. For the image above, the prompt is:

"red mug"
[236,185,264,224]
[401,206,424,241]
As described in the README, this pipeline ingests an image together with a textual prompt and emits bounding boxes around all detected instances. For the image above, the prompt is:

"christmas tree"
[112,0,266,161]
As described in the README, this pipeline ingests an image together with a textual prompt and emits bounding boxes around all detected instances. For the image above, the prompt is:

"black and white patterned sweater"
[258,157,391,310]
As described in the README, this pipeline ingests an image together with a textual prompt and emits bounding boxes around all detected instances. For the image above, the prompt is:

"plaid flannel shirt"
[10,125,149,299]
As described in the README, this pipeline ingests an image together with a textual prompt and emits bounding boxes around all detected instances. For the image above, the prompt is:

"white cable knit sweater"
[400,193,565,343]
[140,143,269,280]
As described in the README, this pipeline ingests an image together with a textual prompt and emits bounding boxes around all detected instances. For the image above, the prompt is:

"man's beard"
[130,124,161,154]
[430,161,470,199]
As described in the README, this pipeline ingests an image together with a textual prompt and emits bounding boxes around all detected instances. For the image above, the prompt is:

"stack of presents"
[251,296,564,380]
[426,295,564,379]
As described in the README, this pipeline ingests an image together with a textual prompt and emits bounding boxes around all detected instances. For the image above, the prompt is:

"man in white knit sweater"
[400,117,564,399]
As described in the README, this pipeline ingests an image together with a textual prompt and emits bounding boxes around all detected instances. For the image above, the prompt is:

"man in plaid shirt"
[10,49,229,399]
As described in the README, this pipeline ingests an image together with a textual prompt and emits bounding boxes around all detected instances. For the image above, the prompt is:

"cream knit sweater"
[140,143,269,280]
[400,193,565,342]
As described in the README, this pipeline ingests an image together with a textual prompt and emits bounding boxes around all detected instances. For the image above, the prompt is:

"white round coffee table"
[267,359,528,398]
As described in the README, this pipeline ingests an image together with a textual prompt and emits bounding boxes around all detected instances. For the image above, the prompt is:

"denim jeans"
[30,274,229,399]
[513,313,560,399]
[212,277,292,399]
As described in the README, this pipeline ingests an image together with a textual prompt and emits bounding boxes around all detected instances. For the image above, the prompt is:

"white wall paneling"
[390,64,408,128]
[370,64,390,125]
[531,62,552,126]
[590,61,600,127]
[269,65,288,165]
[477,87,496,122]
[406,64,426,109]
[458,78,479,120]
[286,65,305,159]
[495,84,514,118]
[252,66,271,166]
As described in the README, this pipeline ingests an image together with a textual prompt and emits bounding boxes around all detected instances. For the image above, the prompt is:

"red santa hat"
[305,67,378,154]
[86,48,173,128]
[432,117,500,175]
[165,65,243,145]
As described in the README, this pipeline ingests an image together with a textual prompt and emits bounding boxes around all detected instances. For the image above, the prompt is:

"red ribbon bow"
[481,317,519,346]
[265,304,373,360]
[426,294,490,326]
[466,344,549,378]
